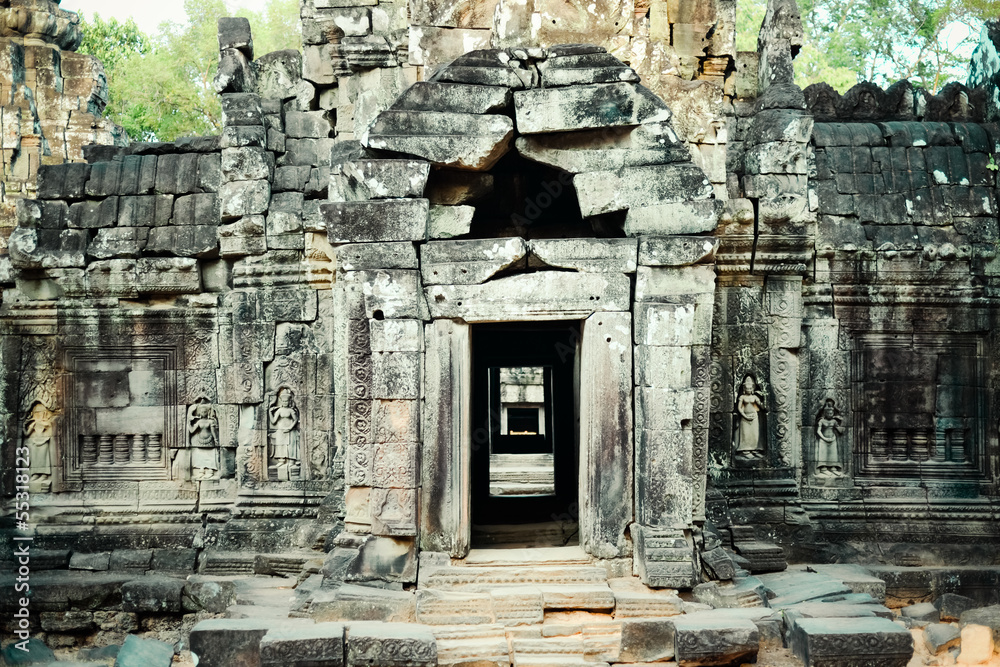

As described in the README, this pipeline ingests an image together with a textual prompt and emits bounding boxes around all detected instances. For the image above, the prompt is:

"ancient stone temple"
[2,0,1000,665]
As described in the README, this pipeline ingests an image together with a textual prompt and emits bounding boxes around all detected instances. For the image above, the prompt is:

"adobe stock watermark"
[10,443,34,653]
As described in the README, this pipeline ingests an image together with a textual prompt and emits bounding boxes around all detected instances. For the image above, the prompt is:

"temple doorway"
[470,322,580,547]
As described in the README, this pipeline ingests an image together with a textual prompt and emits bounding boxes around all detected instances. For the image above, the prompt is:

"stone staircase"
[414,546,684,666]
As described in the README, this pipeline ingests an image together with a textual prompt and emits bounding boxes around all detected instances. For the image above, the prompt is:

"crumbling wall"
[0,0,126,235]
[300,0,737,197]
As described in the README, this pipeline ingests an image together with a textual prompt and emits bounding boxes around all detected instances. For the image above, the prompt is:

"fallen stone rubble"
[3,557,1000,666]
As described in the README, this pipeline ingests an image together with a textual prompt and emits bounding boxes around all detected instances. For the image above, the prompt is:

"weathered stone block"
[146,226,218,258]
[222,147,272,181]
[182,579,236,613]
[190,618,295,667]
[345,621,436,666]
[620,618,676,663]
[576,164,714,218]
[260,623,345,667]
[934,592,976,621]
[426,272,631,320]
[40,610,96,632]
[372,352,420,399]
[529,237,637,272]
[421,237,527,284]
[788,617,915,666]
[639,236,720,266]
[218,17,254,59]
[365,110,513,170]
[336,242,419,270]
[427,204,474,238]
[332,160,431,202]
[514,83,671,134]
[324,199,428,243]
[672,612,760,666]
[221,179,270,219]
[355,269,423,319]
[121,576,185,613]
[392,81,510,114]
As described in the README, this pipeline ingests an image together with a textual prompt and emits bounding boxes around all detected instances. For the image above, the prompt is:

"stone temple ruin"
[2,0,1000,664]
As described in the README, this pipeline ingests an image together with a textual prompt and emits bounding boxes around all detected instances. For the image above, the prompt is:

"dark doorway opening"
[471,323,580,547]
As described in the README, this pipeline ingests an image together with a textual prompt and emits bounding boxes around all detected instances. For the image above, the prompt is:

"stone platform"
[7,554,1000,667]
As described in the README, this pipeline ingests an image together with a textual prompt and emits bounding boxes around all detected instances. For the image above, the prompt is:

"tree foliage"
[737,0,983,94]
[80,0,301,143]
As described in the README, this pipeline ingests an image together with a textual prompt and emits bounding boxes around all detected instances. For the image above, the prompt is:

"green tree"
[77,12,150,75]
[82,0,301,143]
[736,0,982,93]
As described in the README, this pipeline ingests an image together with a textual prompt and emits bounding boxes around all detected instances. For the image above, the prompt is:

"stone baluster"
[871,430,888,461]
[890,430,908,461]
[81,435,98,465]
[113,434,130,464]
[911,431,930,462]
[98,435,114,464]
[147,434,162,461]
[132,434,146,463]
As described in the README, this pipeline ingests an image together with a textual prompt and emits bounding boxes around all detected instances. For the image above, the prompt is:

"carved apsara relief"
[732,373,766,461]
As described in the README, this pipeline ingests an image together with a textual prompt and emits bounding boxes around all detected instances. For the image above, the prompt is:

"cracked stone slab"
[425,272,631,320]
[421,237,527,284]
[529,238,637,273]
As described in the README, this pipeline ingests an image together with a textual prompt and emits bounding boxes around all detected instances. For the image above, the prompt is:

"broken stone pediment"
[515,122,691,173]
[364,110,515,171]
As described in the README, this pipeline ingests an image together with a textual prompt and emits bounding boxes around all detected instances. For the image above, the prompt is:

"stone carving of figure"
[187,397,220,480]
[814,398,846,477]
[23,401,55,492]
[268,386,301,481]
[733,374,766,460]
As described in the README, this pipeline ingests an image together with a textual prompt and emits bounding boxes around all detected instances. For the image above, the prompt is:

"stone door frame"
[419,275,634,560]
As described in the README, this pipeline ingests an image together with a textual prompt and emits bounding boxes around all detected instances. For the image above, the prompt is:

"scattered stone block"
[671,612,759,666]
[923,623,960,654]
[109,550,153,573]
[901,601,940,623]
[619,618,675,663]
[0,638,56,664]
[961,605,1000,644]
[346,622,437,667]
[935,593,977,621]
[789,617,913,667]
[121,576,185,613]
[182,579,237,613]
[113,635,174,667]
[260,622,345,667]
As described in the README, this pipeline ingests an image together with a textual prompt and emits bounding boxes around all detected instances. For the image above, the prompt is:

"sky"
[59,0,273,34]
